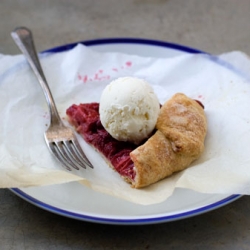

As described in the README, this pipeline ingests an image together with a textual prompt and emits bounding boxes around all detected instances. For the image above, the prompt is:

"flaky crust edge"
[130,93,207,188]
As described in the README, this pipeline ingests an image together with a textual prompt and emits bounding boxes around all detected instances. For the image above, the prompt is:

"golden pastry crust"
[130,93,207,188]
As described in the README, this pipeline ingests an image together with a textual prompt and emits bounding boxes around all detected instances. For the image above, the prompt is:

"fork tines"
[48,138,93,171]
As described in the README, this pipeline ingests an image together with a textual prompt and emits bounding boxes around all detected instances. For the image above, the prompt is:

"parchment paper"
[1,44,250,205]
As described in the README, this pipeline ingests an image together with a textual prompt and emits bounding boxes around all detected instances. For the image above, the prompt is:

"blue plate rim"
[10,188,241,225]
[43,37,205,54]
[10,37,242,225]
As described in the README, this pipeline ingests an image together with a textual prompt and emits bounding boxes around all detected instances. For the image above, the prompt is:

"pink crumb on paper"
[42,111,49,119]
[94,72,111,81]
[77,73,89,83]
[197,94,205,100]
[126,61,132,67]
[83,75,88,83]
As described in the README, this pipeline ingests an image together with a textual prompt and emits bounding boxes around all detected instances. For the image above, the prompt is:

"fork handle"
[11,27,62,126]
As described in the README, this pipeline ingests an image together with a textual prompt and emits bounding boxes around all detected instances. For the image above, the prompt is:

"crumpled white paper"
[1,44,250,205]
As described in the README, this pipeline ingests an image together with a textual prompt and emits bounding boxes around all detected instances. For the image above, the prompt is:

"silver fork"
[11,27,93,171]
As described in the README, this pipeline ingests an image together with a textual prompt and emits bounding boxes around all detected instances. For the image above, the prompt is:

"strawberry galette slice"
[66,93,207,188]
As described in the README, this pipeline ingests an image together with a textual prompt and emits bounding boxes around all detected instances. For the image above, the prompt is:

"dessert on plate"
[66,77,207,188]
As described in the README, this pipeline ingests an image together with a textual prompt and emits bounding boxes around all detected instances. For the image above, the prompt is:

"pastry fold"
[130,93,207,188]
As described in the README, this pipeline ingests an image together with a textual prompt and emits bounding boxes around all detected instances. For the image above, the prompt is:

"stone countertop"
[1,0,250,249]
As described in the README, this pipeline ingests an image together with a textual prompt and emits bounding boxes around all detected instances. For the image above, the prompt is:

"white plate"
[10,38,241,225]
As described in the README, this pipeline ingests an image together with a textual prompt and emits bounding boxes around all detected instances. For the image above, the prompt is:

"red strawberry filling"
[66,103,137,180]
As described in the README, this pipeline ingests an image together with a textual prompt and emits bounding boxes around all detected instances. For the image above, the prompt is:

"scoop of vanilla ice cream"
[99,77,160,144]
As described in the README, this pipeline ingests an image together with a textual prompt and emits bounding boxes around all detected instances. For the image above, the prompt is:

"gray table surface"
[1,0,250,249]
